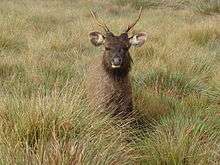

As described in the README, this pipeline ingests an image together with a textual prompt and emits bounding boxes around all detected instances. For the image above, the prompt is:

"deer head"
[89,8,147,77]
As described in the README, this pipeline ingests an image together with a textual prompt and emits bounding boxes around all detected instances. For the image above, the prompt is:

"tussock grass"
[112,0,220,15]
[0,86,136,164]
[187,23,220,46]
[0,0,219,164]
[138,111,219,164]
[111,0,190,9]
[192,0,220,15]
[0,33,27,53]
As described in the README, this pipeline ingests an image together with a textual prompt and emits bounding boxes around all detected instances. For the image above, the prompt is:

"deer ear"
[89,31,105,46]
[129,32,147,47]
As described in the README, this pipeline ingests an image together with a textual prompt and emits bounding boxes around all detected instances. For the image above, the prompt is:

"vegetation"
[0,0,219,164]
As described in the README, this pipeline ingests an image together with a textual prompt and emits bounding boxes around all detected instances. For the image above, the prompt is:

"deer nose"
[111,57,122,68]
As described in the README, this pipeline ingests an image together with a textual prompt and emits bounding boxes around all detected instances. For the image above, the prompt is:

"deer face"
[89,7,147,76]
[104,33,131,69]
[89,31,146,70]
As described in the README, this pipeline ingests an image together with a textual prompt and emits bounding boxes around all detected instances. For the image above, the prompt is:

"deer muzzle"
[111,57,122,68]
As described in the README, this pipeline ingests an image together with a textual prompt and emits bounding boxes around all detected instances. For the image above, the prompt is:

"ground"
[0,0,220,164]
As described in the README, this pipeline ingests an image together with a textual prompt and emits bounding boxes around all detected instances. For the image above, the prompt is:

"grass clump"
[111,0,190,9]
[0,63,25,80]
[0,34,27,53]
[188,24,220,46]
[134,68,212,99]
[0,86,136,164]
[138,110,219,164]
[192,0,220,15]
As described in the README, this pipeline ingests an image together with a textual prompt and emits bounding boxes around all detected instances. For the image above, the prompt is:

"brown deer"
[87,8,147,119]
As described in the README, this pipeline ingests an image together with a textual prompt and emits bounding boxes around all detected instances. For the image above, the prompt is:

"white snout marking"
[111,64,121,68]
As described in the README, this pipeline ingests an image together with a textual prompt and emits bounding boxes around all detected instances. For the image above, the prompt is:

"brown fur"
[87,56,133,118]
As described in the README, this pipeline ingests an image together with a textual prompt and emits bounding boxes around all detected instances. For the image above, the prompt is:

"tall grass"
[111,0,189,9]
[192,0,220,15]
[0,0,219,164]
[112,0,220,14]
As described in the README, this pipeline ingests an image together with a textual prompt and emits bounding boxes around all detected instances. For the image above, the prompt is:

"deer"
[87,8,147,119]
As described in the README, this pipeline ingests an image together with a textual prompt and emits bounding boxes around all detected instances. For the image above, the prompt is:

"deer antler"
[125,7,143,33]
[90,10,110,33]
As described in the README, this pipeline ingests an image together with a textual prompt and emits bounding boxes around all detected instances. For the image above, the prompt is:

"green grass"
[0,0,219,164]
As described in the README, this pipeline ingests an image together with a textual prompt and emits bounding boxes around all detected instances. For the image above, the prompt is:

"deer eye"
[105,47,111,51]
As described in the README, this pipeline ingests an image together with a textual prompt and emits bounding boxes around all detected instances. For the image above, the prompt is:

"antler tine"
[125,7,143,33]
[90,10,110,32]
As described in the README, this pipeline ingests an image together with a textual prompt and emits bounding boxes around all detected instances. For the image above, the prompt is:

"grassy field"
[0,0,220,164]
